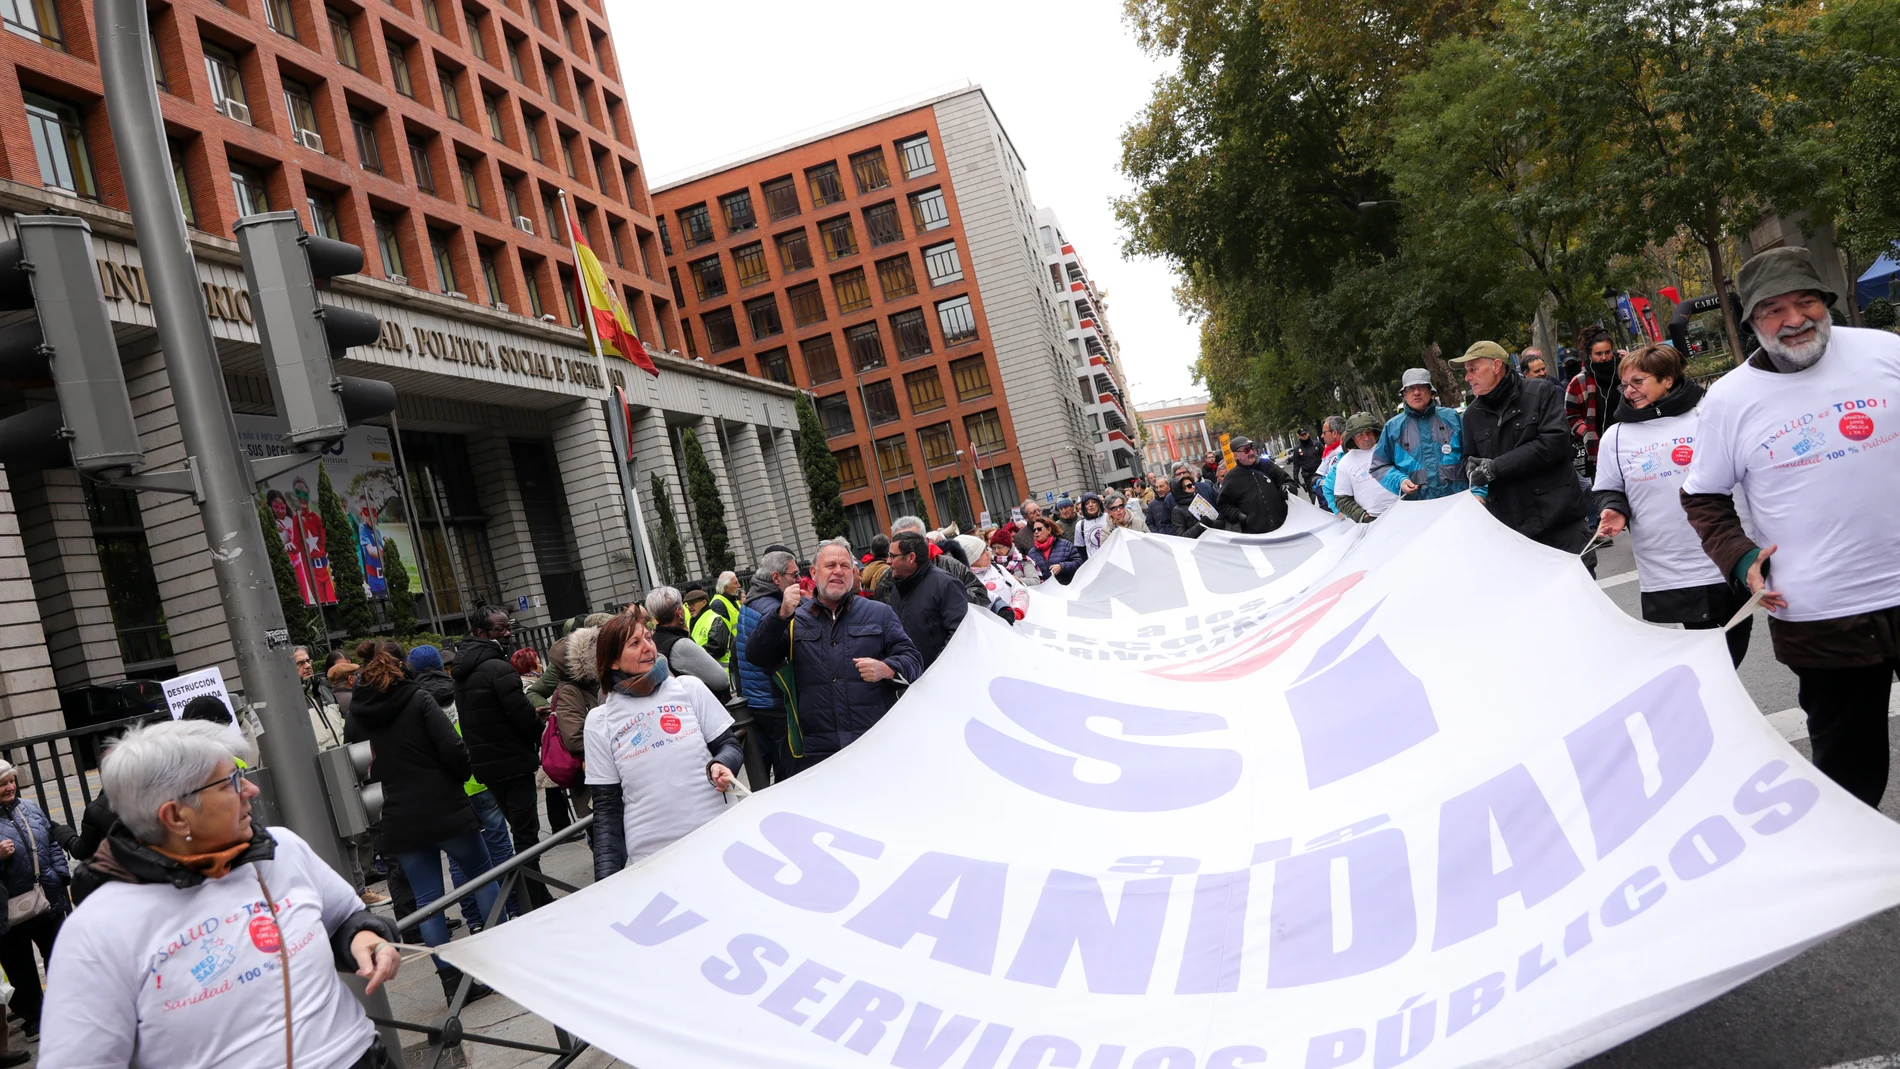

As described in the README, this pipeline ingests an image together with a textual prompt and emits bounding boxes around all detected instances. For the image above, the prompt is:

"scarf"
[1034,533,1055,554]
[606,656,671,699]
[152,839,253,879]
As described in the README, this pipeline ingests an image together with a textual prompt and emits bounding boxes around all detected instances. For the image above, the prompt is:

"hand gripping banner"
[440,494,1900,1069]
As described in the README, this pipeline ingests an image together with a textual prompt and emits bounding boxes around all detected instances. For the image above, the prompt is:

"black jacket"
[1216,459,1295,533]
[414,667,457,710]
[878,562,969,670]
[450,638,543,784]
[1294,437,1323,478]
[1464,371,1583,539]
[746,593,924,759]
[1144,493,1173,536]
[1170,498,1209,539]
[346,676,480,854]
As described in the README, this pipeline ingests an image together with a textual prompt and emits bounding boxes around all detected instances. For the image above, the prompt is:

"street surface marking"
[1596,571,1640,590]
[1766,692,1900,743]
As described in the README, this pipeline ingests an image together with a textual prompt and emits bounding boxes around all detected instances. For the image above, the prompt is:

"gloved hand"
[1466,457,1496,488]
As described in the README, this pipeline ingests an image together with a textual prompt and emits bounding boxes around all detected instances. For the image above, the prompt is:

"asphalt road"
[1578,541,1900,1069]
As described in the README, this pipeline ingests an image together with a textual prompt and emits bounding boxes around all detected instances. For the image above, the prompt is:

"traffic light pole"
[96,0,344,873]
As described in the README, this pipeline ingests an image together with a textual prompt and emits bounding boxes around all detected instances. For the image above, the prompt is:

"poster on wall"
[236,416,414,606]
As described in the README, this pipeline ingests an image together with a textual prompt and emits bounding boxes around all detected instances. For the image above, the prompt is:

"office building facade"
[1036,207,1140,485]
[1137,394,1218,474]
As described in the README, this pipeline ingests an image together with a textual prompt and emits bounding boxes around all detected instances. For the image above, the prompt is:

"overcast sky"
[605,0,1206,408]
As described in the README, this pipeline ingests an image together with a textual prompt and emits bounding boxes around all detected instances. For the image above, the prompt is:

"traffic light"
[234,211,395,451]
[0,216,145,475]
[315,739,383,838]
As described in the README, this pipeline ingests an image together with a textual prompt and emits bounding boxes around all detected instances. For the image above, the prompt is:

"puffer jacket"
[345,675,479,854]
[451,637,543,784]
[745,593,924,759]
[1463,369,1582,540]
[548,626,600,756]
[0,796,69,907]
[1026,536,1084,583]
[736,572,786,712]
[1145,491,1174,535]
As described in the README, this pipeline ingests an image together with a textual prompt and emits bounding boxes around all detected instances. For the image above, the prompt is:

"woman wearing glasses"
[40,719,405,1068]
[1593,343,1754,667]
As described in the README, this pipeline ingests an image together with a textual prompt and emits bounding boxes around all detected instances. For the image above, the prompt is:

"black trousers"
[0,908,62,1028]
[485,775,553,910]
[749,711,794,784]
[1795,661,1900,808]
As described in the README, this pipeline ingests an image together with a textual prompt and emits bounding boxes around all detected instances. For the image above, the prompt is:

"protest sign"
[160,667,231,719]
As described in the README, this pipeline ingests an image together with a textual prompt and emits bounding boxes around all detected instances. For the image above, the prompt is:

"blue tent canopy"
[1861,255,1898,307]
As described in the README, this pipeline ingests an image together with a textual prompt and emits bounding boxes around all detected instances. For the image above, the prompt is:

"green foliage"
[649,472,689,583]
[680,429,734,576]
[1866,298,1898,330]
[258,503,321,648]
[793,393,847,540]
[383,538,417,637]
[1814,0,1900,263]
[317,464,376,636]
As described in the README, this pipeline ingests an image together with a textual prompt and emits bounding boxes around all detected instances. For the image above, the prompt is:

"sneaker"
[361,889,391,906]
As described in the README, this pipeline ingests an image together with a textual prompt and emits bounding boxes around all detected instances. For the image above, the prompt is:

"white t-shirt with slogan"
[1332,447,1400,517]
[584,673,735,864]
[1594,407,1725,593]
[1682,326,1900,621]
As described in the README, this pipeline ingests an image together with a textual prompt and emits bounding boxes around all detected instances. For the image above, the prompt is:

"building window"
[802,335,840,385]
[204,44,250,121]
[374,211,405,278]
[678,203,714,247]
[719,189,756,234]
[845,322,884,372]
[230,163,270,215]
[933,476,972,528]
[657,217,672,255]
[1039,225,1055,254]
[816,394,854,438]
[844,501,879,549]
[831,267,870,314]
[283,79,323,150]
[890,308,931,360]
[702,307,740,351]
[757,346,792,385]
[148,13,166,86]
[875,254,916,299]
[863,201,902,247]
[763,175,799,221]
[922,240,963,286]
[408,137,436,194]
[560,134,577,179]
[541,190,559,236]
[818,215,857,261]
[905,368,944,414]
[850,147,889,193]
[835,446,868,492]
[787,282,826,327]
[776,229,813,274]
[918,422,957,468]
[458,156,483,209]
[442,70,466,121]
[265,0,298,37]
[874,433,911,477]
[731,241,769,288]
[466,7,487,59]
[480,249,503,303]
[1066,262,1085,283]
[745,295,783,341]
[964,408,1005,453]
[688,255,725,300]
[422,0,441,30]
[24,93,96,198]
[3,0,62,47]
[351,110,382,172]
[328,8,358,67]
[526,113,545,161]
[951,354,991,401]
[507,34,525,81]
[524,261,546,315]
[936,295,977,346]
[806,161,843,208]
[388,42,414,97]
[909,187,948,232]
[898,134,935,178]
[306,189,342,238]
[430,231,458,292]
[170,143,196,224]
[485,93,504,140]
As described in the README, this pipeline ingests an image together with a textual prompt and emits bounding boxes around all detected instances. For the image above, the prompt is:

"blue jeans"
[451,789,518,927]
[396,831,501,972]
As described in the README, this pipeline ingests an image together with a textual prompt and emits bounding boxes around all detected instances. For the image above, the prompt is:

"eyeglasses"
[180,766,251,801]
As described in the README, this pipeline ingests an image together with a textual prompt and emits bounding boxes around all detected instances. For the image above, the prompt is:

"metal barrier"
[0,712,169,828]
[513,622,562,662]
[371,813,597,1069]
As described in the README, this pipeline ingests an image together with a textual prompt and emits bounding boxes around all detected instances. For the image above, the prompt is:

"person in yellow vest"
[692,571,742,676]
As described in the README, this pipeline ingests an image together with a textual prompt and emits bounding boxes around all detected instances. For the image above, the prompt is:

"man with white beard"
[1682,247,1900,807]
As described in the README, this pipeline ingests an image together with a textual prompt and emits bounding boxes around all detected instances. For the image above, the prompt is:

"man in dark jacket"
[736,548,800,783]
[1292,427,1323,495]
[747,543,923,775]
[451,607,551,909]
[1144,475,1174,535]
[1215,436,1295,533]
[1454,341,1594,573]
[877,531,969,671]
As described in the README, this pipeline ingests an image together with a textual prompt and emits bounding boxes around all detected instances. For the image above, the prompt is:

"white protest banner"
[160,666,231,720]
[440,494,1900,1069]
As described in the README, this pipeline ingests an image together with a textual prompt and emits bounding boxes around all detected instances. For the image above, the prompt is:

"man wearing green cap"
[1682,246,1900,808]
[1456,340,1594,570]
[1329,412,1399,522]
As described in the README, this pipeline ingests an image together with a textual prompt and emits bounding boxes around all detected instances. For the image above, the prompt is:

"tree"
[793,392,847,540]
[649,472,689,582]
[317,464,376,636]
[384,538,417,637]
[258,502,320,648]
[1814,0,1900,268]
[680,429,735,575]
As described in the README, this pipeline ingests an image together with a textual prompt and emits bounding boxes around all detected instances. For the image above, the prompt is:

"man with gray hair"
[1013,498,1045,555]
[644,586,731,701]
[692,570,742,676]
[1683,246,1900,807]
[1314,415,1348,508]
[736,547,800,782]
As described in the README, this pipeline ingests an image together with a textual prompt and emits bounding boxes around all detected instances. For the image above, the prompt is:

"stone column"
[630,408,698,578]
[14,469,125,690]
[550,398,642,608]
[692,415,742,571]
[467,430,548,627]
[0,465,63,740]
[722,421,783,566]
[765,427,817,555]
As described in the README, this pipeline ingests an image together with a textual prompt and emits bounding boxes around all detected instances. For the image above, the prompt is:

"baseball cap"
[1230,436,1256,452]
[1450,340,1511,364]
[1401,368,1433,390]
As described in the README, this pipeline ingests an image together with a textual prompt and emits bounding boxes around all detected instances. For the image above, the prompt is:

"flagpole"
[560,189,658,594]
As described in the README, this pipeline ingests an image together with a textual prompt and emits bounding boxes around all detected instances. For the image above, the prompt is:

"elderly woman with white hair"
[40,720,404,1069]
[0,757,69,1043]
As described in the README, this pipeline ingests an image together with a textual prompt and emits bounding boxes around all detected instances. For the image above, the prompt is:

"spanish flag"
[569,218,657,378]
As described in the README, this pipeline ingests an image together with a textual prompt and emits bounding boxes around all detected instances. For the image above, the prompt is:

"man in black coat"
[1292,428,1323,491]
[877,531,969,671]
[1216,436,1296,533]
[451,607,551,909]
[1453,340,1595,573]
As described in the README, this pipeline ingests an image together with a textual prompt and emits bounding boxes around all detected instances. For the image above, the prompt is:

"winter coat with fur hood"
[548,627,600,757]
